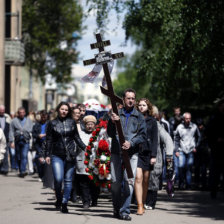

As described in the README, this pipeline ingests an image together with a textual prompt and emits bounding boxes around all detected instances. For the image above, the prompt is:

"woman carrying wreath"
[45,102,86,213]
[135,98,158,215]
[76,115,100,209]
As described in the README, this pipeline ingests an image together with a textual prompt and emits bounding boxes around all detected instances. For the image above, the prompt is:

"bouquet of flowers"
[84,119,111,191]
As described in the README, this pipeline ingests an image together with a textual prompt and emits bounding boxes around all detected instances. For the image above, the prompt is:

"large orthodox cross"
[83,33,133,178]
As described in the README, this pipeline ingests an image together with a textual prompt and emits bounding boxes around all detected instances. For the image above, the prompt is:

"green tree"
[22,0,83,83]
[88,0,224,114]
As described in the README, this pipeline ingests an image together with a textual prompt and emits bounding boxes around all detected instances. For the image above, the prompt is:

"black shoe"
[61,203,68,213]
[55,200,62,209]
[91,201,97,207]
[18,173,26,178]
[0,171,8,176]
[119,214,132,221]
[113,210,121,219]
[83,203,90,209]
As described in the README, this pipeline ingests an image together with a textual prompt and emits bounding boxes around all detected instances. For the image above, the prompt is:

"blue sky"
[76,2,136,66]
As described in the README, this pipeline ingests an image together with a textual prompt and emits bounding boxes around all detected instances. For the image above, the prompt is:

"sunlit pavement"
[0,171,224,224]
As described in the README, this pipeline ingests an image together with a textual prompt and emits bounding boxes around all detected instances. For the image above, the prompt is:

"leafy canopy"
[88,0,224,114]
[22,0,83,83]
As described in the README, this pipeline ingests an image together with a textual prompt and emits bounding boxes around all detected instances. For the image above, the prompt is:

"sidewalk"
[0,171,223,224]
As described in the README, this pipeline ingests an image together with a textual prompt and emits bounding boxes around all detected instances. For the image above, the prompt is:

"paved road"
[0,172,224,224]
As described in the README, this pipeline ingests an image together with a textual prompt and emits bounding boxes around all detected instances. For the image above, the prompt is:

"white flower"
[100,155,107,162]
[106,174,111,180]
[99,128,106,136]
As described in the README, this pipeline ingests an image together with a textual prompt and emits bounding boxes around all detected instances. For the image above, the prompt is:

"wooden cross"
[83,33,133,178]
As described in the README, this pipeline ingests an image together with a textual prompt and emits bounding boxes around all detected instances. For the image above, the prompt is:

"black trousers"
[145,190,158,208]
[77,174,100,205]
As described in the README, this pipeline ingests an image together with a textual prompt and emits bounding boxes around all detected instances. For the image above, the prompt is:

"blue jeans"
[51,155,75,204]
[110,153,138,215]
[173,152,179,183]
[9,147,19,169]
[178,151,194,187]
[15,141,29,174]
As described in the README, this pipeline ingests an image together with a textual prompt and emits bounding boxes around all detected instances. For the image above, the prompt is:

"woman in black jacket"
[135,98,158,215]
[45,102,86,213]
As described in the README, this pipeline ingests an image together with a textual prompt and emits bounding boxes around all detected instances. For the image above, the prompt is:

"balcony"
[5,39,25,65]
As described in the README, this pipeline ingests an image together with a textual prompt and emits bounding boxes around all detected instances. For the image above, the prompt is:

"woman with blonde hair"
[135,98,158,215]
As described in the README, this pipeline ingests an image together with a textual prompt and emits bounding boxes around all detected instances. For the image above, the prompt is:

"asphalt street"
[0,172,224,224]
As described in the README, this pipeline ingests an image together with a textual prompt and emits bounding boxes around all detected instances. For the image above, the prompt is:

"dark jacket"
[45,117,86,161]
[32,121,49,155]
[144,115,158,158]
[107,107,146,155]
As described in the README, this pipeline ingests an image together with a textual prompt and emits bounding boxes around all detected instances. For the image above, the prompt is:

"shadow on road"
[32,189,224,220]
[156,190,224,221]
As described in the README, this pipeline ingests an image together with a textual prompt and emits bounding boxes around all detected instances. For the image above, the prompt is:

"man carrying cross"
[107,88,146,221]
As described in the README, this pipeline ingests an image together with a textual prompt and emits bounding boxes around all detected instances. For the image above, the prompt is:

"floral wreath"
[85,103,107,110]
[84,119,111,191]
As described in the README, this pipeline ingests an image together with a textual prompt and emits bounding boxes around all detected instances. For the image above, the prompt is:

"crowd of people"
[0,88,223,221]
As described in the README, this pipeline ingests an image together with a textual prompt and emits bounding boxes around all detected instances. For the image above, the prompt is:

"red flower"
[98,139,109,152]
[85,152,89,157]
[88,175,93,180]
[96,128,100,133]
[86,145,91,151]
[94,159,100,166]
[101,183,106,188]
[99,120,108,129]
[89,138,94,143]
[100,104,106,109]
[108,183,111,189]
[92,131,97,137]
[85,168,89,173]
[84,160,89,165]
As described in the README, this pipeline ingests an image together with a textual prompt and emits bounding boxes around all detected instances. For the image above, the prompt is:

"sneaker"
[144,204,154,210]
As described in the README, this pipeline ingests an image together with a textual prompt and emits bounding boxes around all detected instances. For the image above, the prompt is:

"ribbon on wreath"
[82,60,114,87]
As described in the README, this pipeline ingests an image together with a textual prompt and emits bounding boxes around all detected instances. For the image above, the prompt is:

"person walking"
[76,115,100,208]
[9,107,33,177]
[0,105,11,175]
[32,110,49,180]
[145,106,174,210]
[45,102,86,213]
[205,98,224,198]
[0,128,6,166]
[174,112,201,190]
[134,98,158,215]
[107,88,146,221]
